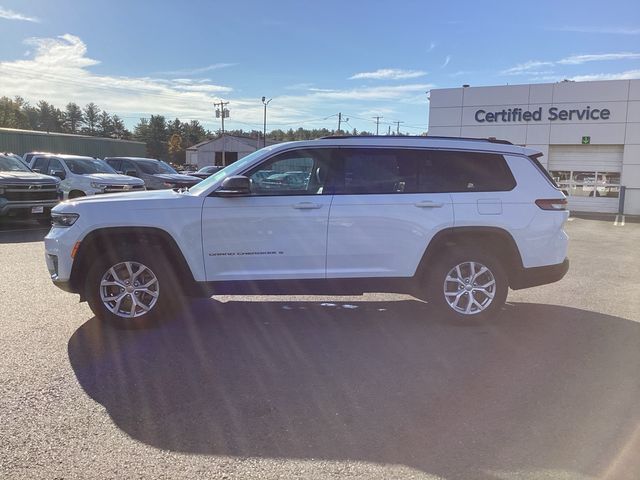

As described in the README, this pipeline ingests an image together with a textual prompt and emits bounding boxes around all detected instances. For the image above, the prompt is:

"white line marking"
[614,215,626,227]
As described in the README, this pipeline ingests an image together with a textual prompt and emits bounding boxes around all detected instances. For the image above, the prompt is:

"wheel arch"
[70,226,197,299]
[416,227,524,286]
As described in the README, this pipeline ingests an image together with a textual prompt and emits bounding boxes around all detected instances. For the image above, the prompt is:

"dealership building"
[428,79,640,214]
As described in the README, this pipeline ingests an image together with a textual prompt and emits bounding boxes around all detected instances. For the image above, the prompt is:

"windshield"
[188,148,270,195]
[0,155,31,172]
[137,160,178,175]
[65,157,117,175]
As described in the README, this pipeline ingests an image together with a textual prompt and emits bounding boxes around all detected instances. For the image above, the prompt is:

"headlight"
[90,182,106,189]
[51,212,79,227]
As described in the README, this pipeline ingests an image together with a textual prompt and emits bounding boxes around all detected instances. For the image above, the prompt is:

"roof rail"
[318,135,513,145]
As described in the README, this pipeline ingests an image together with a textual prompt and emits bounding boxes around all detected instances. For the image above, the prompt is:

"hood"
[153,173,202,184]
[0,170,60,185]
[83,173,144,185]
[53,188,201,213]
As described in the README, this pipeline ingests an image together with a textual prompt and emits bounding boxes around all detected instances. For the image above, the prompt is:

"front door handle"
[415,200,444,208]
[292,202,323,209]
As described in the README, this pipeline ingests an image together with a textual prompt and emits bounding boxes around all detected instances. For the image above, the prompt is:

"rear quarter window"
[420,150,516,192]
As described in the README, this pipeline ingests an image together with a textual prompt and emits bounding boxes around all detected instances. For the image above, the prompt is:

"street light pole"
[262,96,272,148]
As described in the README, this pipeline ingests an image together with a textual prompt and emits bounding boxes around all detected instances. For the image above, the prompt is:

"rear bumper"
[510,257,569,290]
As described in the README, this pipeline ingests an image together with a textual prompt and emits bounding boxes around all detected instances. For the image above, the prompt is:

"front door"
[202,148,334,281]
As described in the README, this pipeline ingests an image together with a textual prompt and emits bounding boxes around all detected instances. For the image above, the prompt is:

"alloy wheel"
[443,261,496,315]
[99,261,159,318]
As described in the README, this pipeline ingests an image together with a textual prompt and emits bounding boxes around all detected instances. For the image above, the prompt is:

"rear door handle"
[292,202,323,209]
[415,200,444,208]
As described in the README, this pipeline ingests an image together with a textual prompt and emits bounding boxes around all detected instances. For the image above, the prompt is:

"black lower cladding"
[510,258,569,290]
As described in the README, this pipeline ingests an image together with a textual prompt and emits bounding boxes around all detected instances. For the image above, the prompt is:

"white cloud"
[0,6,39,22]
[0,34,235,125]
[0,34,433,132]
[558,52,640,64]
[568,69,640,82]
[309,84,434,100]
[155,63,236,76]
[349,68,427,80]
[441,55,451,68]
[501,60,555,75]
[284,82,315,90]
[427,42,436,52]
[502,51,640,77]
[550,26,640,35]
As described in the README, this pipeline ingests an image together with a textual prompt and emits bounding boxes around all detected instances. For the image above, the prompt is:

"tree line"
[0,96,414,164]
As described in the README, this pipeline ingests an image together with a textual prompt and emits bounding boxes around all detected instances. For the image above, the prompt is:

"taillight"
[535,198,568,211]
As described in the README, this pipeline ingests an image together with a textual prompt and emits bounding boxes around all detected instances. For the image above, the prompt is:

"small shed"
[187,134,279,169]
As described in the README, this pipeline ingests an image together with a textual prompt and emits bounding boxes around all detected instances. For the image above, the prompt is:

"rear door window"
[331,148,417,194]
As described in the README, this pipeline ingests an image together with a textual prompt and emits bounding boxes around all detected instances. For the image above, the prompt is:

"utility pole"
[394,121,404,134]
[261,96,272,148]
[337,113,349,134]
[372,115,383,136]
[215,101,230,165]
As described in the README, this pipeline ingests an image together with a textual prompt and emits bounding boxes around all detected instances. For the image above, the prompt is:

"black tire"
[85,246,183,329]
[425,247,508,321]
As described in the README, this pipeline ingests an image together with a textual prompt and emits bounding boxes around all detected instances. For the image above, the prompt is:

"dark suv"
[0,153,60,222]
[104,157,202,190]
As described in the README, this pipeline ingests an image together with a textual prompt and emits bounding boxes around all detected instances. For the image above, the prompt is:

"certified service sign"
[474,106,611,123]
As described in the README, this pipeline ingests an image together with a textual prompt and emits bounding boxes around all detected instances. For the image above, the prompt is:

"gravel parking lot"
[1,217,639,480]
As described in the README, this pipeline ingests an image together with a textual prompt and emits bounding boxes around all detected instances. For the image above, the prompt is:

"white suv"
[30,154,145,199]
[44,136,569,327]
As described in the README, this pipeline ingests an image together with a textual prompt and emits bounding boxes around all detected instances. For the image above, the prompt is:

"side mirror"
[215,176,251,196]
[125,170,138,177]
[50,170,66,180]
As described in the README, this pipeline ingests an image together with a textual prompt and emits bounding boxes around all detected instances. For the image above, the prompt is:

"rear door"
[326,148,454,278]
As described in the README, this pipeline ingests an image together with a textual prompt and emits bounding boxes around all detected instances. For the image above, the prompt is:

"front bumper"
[510,257,569,290]
[0,199,59,217]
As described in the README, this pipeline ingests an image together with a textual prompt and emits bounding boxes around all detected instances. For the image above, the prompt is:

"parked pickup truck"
[0,153,60,223]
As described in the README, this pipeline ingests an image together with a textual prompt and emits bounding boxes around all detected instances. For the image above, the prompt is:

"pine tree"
[64,103,84,134]
[82,103,100,134]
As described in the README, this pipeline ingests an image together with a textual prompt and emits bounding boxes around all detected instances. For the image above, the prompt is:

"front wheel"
[85,247,181,328]
[425,248,508,321]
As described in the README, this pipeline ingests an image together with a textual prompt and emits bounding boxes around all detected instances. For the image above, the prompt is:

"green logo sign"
[582,136,591,145]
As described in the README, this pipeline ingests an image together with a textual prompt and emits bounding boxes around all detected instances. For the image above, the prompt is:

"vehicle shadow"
[0,220,49,244]
[68,300,640,479]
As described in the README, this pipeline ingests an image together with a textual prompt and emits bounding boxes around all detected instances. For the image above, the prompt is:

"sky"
[0,0,639,134]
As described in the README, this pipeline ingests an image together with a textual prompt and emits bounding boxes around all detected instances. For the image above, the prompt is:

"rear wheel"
[85,247,181,328]
[425,247,508,321]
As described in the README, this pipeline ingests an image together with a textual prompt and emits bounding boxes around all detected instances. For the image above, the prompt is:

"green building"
[0,127,146,158]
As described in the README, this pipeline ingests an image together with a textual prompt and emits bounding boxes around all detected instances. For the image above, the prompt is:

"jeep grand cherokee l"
[44,136,569,327]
